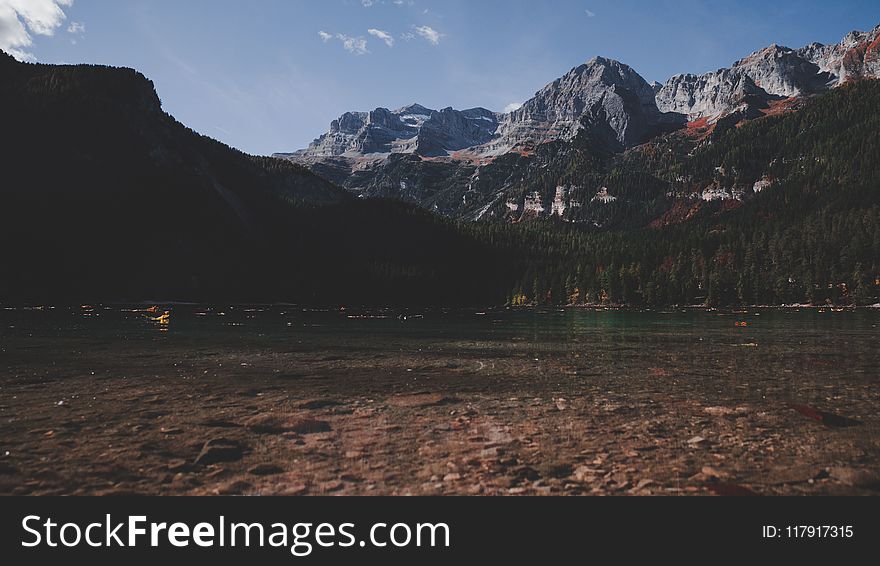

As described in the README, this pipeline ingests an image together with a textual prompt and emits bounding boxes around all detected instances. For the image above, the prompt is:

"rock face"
[732,44,836,97]
[287,103,501,159]
[655,69,766,119]
[417,107,500,156]
[797,24,880,84]
[655,47,834,120]
[485,57,684,154]
[656,25,880,120]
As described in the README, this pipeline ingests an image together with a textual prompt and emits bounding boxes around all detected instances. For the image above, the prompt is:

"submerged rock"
[790,404,862,427]
[194,438,245,466]
[244,414,331,434]
[248,463,284,476]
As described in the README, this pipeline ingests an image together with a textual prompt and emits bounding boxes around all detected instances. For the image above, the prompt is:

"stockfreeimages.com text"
[21,515,451,557]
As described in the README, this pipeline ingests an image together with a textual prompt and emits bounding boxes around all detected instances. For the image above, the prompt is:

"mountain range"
[276,24,880,221]
[0,22,877,307]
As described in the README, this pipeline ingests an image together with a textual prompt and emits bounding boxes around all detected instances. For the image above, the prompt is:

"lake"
[1,306,877,495]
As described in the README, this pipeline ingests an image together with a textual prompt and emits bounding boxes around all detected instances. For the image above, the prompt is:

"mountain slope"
[0,52,511,305]
[485,57,685,155]
[0,51,353,300]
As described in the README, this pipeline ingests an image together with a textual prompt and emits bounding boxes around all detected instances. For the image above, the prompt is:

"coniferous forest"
[466,79,880,307]
[1,52,878,307]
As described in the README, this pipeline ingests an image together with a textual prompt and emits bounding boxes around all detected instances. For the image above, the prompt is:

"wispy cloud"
[414,25,442,45]
[318,31,369,55]
[0,0,74,61]
[363,0,413,7]
[585,9,596,17]
[503,102,523,113]
[336,33,369,55]
[368,28,394,47]
[67,21,84,34]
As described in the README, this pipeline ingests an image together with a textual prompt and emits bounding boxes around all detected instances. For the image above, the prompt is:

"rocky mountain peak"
[395,103,434,116]
[796,23,880,84]
[330,112,367,134]
[289,102,500,160]
[732,43,834,97]
[481,56,680,155]
[655,68,765,120]
[656,26,880,121]
[366,107,404,129]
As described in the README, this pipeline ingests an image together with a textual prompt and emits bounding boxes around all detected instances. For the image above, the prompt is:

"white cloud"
[336,33,368,55]
[363,0,413,7]
[67,21,84,34]
[585,9,596,17]
[318,31,370,55]
[0,0,74,61]
[400,31,415,41]
[503,102,523,113]
[368,28,394,47]
[414,25,442,45]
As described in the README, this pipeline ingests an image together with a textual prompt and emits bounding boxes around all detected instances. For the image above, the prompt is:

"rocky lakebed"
[1,306,877,496]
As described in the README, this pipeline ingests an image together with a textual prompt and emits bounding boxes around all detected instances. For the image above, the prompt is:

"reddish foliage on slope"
[684,116,716,140]
[760,97,801,118]
[649,199,702,229]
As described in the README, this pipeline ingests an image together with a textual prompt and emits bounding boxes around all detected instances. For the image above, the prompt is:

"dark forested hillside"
[0,51,348,301]
[0,51,877,307]
[0,52,509,305]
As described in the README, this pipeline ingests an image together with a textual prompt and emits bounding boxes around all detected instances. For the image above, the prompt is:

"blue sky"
[3,0,879,155]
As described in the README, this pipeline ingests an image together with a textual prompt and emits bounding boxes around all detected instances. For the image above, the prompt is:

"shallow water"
[1,306,878,495]
[4,306,877,403]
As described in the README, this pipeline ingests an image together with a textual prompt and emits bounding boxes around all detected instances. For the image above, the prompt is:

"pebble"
[248,463,284,476]
[245,415,331,435]
[572,465,604,480]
